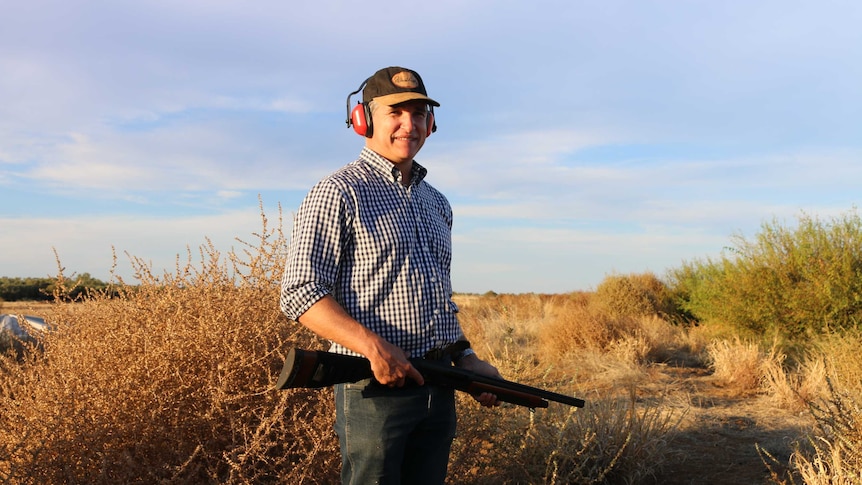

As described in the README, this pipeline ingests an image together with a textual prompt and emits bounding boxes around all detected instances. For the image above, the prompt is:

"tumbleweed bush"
[0,207,339,484]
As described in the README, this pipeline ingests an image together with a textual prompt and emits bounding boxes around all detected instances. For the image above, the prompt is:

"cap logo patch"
[391,71,419,89]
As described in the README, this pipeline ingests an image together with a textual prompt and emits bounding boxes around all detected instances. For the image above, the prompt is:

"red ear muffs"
[351,102,372,137]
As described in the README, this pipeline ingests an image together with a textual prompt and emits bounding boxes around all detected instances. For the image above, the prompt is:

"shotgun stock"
[276,348,585,409]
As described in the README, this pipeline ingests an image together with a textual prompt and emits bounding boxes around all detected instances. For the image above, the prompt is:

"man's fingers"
[475,392,500,408]
[372,358,422,387]
[406,364,424,386]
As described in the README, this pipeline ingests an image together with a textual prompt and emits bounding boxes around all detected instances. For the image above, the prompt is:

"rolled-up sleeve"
[279,179,352,321]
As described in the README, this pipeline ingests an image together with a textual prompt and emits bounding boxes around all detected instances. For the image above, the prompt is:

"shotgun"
[276,348,585,409]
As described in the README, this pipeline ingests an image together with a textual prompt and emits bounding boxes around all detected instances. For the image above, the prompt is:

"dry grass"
[761,352,828,413]
[702,334,862,484]
[707,337,766,394]
[450,389,683,485]
[0,301,54,317]
[707,336,831,411]
[453,291,688,483]
[764,332,862,485]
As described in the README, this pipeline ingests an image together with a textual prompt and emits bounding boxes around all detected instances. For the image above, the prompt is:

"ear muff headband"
[345,78,436,138]
[345,78,371,137]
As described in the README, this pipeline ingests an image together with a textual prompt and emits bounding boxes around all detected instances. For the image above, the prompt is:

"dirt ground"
[644,365,814,485]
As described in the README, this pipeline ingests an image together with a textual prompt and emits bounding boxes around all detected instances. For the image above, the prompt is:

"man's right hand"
[366,340,424,387]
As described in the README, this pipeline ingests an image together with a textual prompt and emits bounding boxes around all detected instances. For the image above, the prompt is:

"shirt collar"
[360,147,428,185]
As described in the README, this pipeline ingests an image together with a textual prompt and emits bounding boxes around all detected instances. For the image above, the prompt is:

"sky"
[1,0,860,294]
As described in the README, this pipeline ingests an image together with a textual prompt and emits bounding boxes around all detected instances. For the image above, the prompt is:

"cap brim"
[373,92,440,107]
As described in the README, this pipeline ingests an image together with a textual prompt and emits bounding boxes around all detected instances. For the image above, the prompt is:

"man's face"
[366,100,430,164]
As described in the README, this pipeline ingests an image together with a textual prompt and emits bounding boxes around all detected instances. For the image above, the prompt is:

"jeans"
[334,379,457,485]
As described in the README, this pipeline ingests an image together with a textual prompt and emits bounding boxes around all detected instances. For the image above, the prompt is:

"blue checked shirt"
[280,147,465,357]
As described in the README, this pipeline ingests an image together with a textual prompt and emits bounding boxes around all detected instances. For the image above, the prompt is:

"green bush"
[669,209,862,338]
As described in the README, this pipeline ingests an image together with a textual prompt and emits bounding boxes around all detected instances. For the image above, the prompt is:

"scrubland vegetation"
[3,208,862,484]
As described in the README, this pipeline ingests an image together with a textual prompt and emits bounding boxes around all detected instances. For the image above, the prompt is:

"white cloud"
[10,115,347,194]
[216,190,244,200]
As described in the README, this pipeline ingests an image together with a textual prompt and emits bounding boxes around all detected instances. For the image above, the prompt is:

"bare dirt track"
[645,365,813,485]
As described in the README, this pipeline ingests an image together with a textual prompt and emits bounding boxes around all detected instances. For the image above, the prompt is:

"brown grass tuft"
[706,337,766,394]
[449,388,684,485]
[773,332,862,484]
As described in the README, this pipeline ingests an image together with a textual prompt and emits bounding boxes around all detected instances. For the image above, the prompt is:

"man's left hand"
[456,353,502,408]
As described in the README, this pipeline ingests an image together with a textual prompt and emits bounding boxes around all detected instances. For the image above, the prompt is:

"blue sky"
[1,0,860,294]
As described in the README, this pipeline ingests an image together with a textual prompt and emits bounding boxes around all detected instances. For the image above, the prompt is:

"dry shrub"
[455,293,595,363]
[449,389,683,484]
[761,353,828,413]
[573,348,650,393]
[786,379,862,485]
[536,292,642,356]
[532,291,705,386]
[708,337,829,406]
[0,207,340,484]
[630,315,704,366]
[607,334,651,368]
[777,332,862,484]
[458,289,692,402]
[815,332,862,395]
[790,438,862,485]
[680,320,729,356]
[707,337,767,394]
[481,292,646,387]
[456,293,549,358]
[535,283,698,366]
[592,272,675,320]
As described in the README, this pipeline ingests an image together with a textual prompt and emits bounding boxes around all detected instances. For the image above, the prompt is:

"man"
[280,66,501,485]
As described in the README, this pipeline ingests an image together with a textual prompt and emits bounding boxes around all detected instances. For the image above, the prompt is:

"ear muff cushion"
[364,103,373,137]
[426,111,435,135]
[351,103,372,137]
